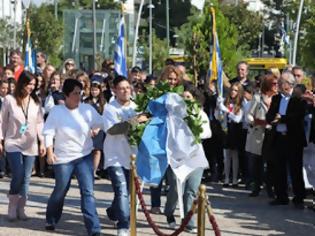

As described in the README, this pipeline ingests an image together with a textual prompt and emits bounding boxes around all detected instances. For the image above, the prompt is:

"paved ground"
[0,176,314,236]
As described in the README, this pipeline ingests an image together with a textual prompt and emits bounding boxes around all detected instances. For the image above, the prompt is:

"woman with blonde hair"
[159,65,183,87]
[76,71,90,100]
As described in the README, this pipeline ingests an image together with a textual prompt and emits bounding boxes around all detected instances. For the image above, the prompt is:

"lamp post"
[54,0,58,20]
[12,0,17,49]
[92,0,97,70]
[148,1,154,74]
[132,0,145,67]
[166,0,169,53]
[292,0,304,66]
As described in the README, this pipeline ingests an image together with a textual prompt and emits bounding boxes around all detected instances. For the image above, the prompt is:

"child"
[84,79,106,179]
[216,82,244,187]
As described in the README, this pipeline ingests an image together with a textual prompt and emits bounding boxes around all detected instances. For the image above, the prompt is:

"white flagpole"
[132,0,145,67]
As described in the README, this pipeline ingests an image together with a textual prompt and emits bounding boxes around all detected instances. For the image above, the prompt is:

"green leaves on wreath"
[129,81,204,146]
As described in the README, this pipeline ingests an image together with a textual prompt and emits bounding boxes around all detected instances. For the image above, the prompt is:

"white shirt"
[43,103,103,164]
[103,99,137,169]
[276,93,291,133]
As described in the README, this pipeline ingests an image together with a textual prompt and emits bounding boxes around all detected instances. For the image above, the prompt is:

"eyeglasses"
[272,82,278,85]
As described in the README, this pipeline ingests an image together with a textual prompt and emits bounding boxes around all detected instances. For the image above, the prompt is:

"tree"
[29,4,63,66]
[177,0,248,79]
[220,2,263,51]
[139,30,169,74]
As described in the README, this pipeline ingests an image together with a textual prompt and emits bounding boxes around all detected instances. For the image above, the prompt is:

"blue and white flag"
[136,92,209,217]
[114,17,127,77]
[208,7,223,97]
[24,16,36,75]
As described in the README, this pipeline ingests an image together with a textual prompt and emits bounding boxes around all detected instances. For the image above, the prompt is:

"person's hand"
[39,143,46,157]
[136,114,149,123]
[47,152,57,165]
[217,96,224,104]
[271,113,281,124]
[91,128,100,138]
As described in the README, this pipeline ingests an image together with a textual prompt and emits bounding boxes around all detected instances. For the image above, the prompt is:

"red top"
[14,65,24,81]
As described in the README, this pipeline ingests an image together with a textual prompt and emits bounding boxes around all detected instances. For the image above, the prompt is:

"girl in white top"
[216,82,244,187]
[43,79,103,236]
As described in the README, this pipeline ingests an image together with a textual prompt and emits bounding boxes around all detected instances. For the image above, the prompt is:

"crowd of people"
[0,49,315,236]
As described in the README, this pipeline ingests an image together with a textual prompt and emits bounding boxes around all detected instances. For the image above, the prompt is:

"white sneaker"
[117,229,129,236]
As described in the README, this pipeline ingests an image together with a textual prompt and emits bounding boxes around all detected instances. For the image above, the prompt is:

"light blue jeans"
[6,152,35,197]
[107,166,130,229]
[164,167,204,228]
[46,154,100,236]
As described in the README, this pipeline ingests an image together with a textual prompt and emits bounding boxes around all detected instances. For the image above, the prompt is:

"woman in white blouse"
[43,79,103,236]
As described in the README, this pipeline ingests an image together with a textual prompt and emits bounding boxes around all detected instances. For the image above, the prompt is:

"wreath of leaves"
[128,82,204,146]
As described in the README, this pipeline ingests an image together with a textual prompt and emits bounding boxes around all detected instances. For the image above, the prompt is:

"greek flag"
[114,17,127,77]
[24,17,36,74]
[208,7,223,97]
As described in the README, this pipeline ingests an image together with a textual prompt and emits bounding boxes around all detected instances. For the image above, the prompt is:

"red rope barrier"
[134,175,197,236]
[206,202,221,236]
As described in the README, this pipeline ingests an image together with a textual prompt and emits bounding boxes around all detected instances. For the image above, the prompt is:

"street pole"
[166,0,170,53]
[292,0,304,66]
[132,0,144,67]
[13,0,17,49]
[92,0,97,70]
[54,0,58,20]
[148,1,154,74]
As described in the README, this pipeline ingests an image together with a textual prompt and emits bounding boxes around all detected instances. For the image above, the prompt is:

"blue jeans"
[107,166,130,229]
[6,152,35,197]
[150,181,163,208]
[46,154,100,235]
[164,167,203,228]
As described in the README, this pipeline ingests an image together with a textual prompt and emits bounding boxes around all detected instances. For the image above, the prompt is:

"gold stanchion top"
[130,154,137,161]
[199,184,206,195]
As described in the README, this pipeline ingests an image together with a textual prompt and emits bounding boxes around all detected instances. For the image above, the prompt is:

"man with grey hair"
[266,71,306,208]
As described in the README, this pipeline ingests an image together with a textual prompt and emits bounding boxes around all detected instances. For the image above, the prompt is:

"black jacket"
[266,93,307,147]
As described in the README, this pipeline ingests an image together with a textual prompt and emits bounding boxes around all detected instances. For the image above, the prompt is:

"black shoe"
[0,172,4,178]
[222,183,229,188]
[232,183,238,188]
[249,191,259,197]
[292,198,304,209]
[106,207,117,222]
[269,199,289,206]
[45,224,55,231]
[166,215,176,229]
[38,172,45,178]
[266,186,275,199]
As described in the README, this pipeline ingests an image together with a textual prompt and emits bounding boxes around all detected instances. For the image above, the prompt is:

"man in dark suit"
[266,71,306,208]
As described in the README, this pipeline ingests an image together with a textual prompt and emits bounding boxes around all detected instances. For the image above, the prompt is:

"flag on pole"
[114,17,128,77]
[208,7,223,97]
[191,0,205,10]
[24,17,36,74]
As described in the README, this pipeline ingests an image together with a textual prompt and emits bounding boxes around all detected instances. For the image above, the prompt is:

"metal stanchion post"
[197,184,206,236]
[130,154,137,236]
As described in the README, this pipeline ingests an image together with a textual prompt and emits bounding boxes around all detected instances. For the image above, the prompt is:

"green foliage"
[221,2,263,50]
[177,0,248,78]
[128,82,203,146]
[29,4,63,66]
[139,31,169,74]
